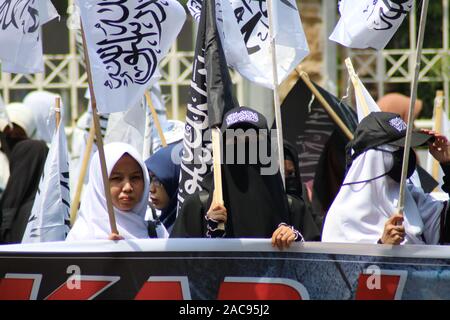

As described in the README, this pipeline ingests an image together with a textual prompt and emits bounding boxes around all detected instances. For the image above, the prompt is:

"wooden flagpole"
[345,58,371,117]
[80,23,118,235]
[55,97,61,128]
[431,90,445,182]
[398,0,430,216]
[298,70,354,140]
[211,127,225,230]
[69,122,95,226]
[144,91,167,148]
[267,0,286,186]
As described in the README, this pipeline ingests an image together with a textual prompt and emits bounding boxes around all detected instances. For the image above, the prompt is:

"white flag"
[0,94,11,130]
[354,77,381,122]
[187,0,310,88]
[77,0,186,114]
[330,0,413,50]
[105,84,170,159]
[105,98,148,154]
[22,120,71,243]
[0,0,59,73]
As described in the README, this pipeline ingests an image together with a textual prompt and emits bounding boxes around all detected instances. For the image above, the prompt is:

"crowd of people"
[1,91,450,248]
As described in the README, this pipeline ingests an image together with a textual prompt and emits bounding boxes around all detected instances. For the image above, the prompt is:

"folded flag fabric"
[330,0,413,50]
[187,0,309,89]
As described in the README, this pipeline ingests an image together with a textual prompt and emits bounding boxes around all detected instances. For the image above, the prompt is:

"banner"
[1,239,450,300]
[77,0,186,114]
[330,0,413,50]
[188,0,309,88]
[0,0,59,73]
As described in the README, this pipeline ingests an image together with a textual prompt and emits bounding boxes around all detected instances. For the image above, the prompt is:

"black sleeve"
[169,194,207,238]
[287,194,321,241]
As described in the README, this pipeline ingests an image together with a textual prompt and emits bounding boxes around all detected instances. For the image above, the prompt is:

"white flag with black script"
[187,0,309,89]
[77,0,186,113]
[22,120,71,243]
[0,0,59,73]
[330,0,413,50]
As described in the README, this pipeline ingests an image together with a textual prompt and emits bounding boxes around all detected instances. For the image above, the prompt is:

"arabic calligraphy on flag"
[330,0,413,50]
[77,0,186,114]
[0,0,59,73]
[188,0,309,89]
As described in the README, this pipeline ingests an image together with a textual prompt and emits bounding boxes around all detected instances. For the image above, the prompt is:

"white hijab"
[23,91,61,144]
[66,142,150,241]
[5,103,36,138]
[322,145,445,244]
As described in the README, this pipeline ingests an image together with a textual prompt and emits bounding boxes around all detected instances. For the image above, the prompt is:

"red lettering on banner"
[356,269,407,300]
[135,276,191,300]
[217,277,309,300]
[0,274,42,300]
[45,276,120,300]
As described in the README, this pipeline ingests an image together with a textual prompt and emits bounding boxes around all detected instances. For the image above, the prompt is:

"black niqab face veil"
[220,123,290,238]
[283,140,303,199]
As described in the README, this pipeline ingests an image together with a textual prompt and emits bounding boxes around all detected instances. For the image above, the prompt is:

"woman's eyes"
[109,175,142,182]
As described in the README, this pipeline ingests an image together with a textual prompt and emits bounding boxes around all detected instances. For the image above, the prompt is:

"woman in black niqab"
[171,107,303,247]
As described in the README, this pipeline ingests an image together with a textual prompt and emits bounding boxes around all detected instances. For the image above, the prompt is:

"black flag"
[177,0,238,211]
[281,77,357,183]
[281,77,357,219]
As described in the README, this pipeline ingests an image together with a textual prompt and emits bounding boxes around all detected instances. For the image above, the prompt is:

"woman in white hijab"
[66,142,151,241]
[322,112,450,245]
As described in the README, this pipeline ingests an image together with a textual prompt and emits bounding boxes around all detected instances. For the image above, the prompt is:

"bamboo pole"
[144,91,167,148]
[80,23,118,235]
[398,0,430,216]
[267,0,285,186]
[431,91,445,182]
[69,122,95,226]
[298,71,354,140]
[345,58,371,118]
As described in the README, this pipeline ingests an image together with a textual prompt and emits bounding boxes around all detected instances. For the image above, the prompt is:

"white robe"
[322,146,445,244]
[66,142,151,241]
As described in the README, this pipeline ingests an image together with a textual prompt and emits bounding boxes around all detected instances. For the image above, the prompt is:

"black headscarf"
[283,140,303,199]
[172,107,291,238]
[220,129,291,238]
[0,139,48,244]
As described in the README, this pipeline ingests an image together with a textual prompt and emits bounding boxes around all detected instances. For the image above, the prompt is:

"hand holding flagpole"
[80,23,118,235]
[398,0,430,216]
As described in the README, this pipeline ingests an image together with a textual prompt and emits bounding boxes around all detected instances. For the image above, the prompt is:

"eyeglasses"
[149,176,163,187]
